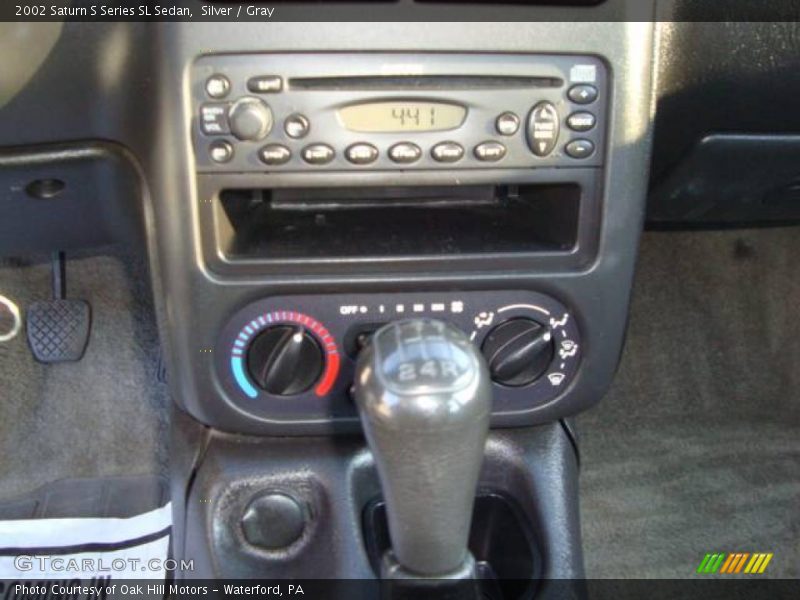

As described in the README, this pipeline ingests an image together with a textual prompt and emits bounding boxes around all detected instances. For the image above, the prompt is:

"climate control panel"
[215,291,581,428]
[192,53,607,173]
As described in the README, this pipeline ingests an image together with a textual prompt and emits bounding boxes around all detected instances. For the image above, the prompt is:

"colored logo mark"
[697,552,773,575]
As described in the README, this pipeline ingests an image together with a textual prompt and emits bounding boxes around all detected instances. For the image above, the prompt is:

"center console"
[147,15,656,598]
[184,51,611,435]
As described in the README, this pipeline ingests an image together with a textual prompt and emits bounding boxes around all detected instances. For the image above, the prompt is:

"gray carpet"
[0,247,169,500]
[579,227,800,579]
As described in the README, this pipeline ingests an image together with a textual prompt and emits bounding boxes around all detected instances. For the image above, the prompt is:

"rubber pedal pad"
[26,298,91,363]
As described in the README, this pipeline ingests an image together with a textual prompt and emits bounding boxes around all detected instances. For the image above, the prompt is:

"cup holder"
[363,491,542,599]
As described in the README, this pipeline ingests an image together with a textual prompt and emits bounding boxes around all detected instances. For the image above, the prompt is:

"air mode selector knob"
[481,318,554,387]
[228,97,273,142]
[246,325,324,396]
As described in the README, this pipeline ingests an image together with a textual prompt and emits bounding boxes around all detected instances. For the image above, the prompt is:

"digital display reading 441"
[338,101,467,133]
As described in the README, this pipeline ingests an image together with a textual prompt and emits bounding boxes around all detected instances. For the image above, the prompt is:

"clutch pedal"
[27,252,91,363]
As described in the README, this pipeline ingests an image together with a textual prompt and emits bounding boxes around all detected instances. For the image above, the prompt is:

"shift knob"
[354,319,491,577]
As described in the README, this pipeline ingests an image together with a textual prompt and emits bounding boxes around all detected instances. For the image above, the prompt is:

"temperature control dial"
[481,318,554,387]
[247,325,324,396]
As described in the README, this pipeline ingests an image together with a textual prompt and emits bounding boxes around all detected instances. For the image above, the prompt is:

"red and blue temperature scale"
[230,310,340,399]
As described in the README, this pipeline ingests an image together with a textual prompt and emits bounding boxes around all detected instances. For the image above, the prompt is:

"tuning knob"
[228,97,273,141]
[246,325,324,396]
[481,318,554,387]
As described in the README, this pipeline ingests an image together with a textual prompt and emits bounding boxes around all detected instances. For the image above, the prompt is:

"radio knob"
[228,97,273,142]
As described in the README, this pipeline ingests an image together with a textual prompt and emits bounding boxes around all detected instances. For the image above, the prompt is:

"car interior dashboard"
[0,2,798,595]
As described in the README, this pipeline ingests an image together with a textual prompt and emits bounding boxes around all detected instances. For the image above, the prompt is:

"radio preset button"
[527,102,560,158]
[495,112,520,136]
[565,139,595,159]
[205,74,230,99]
[228,97,273,142]
[567,111,597,132]
[568,84,598,104]
[259,144,292,166]
[302,144,335,165]
[209,140,234,163]
[284,114,310,139]
[345,143,379,165]
[431,142,464,163]
[474,141,507,162]
[200,103,230,135]
[388,142,422,164]
[247,76,283,93]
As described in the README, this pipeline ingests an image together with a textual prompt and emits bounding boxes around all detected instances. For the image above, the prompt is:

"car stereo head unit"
[191,53,607,173]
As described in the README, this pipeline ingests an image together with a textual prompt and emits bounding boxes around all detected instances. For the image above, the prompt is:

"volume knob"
[228,97,273,142]
[246,325,324,396]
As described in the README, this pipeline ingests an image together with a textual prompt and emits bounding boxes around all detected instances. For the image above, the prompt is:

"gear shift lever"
[354,319,491,580]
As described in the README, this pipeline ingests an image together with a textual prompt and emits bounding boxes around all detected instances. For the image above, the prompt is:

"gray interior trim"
[0,23,62,110]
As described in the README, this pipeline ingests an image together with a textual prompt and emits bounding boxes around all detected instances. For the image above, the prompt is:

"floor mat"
[0,476,171,581]
[0,248,169,500]
[579,227,800,579]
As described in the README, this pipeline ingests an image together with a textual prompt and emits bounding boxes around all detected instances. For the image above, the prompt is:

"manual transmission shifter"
[354,319,491,582]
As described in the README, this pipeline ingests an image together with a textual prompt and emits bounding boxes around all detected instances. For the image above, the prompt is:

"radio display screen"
[337,101,467,133]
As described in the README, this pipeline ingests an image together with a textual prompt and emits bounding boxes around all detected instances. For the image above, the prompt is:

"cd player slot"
[216,183,579,260]
[287,75,563,91]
